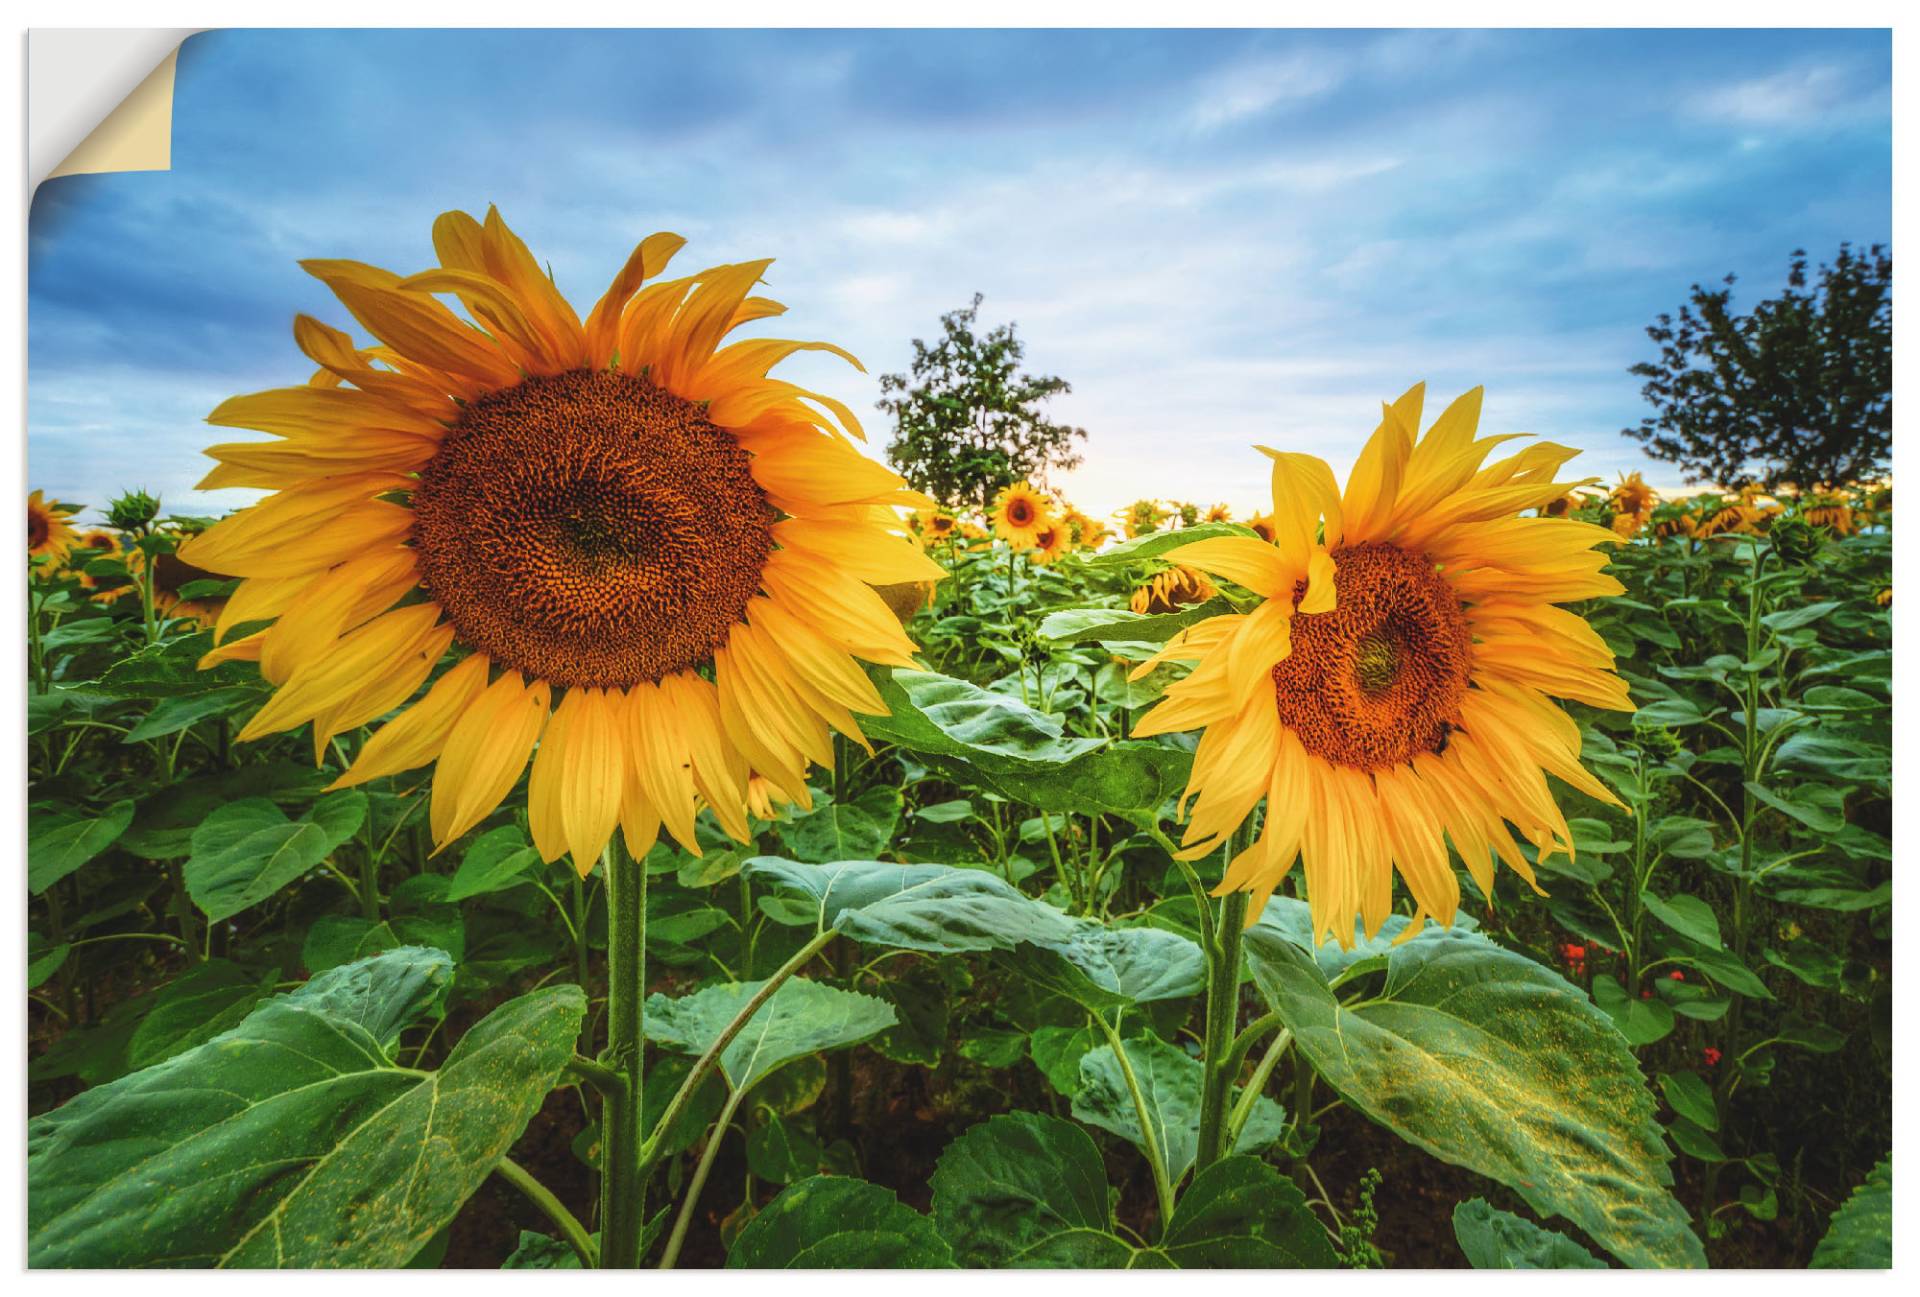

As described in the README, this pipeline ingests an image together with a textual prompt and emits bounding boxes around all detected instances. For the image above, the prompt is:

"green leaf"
[501,1230,582,1269]
[1036,599,1232,646]
[776,786,904,863]
[1160,1156,1340,1267]
[303,911,466,973]
[87,630,263,698]
[184,792,367,923]
[1029,1023,1098,1096]
[1453,1198,1605,1268]
[28,935,70,989]
[1666,1117,1726,1162]
[31,949,582,1268]
[1657,1071,1718,1131]
[872,971,950,1067]
[929,1111,1134,1267]
[29,799,135,893]
[1084,521,1254,567]
[124,960,275,1071]
[1744,780,1846,833]
[122,687,260,743]
[1634,697,1707,727]
[1810,1156,1891,1268]
[445,825,542,902]
[862,667,1192,819]
[1760,600,1841,631]
[645,976,895,1095]
[744,1113,825,1184]
[1072,1034,1285,1182]
[1592,976,1677,1045]
[727,1175,954,1268]
[744,857,1204,1007]
[1640,891,1723,950]
[1242,921,1704,1268]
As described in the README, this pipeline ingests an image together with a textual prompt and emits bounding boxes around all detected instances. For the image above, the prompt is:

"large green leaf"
[645,976,895,1095]
[743,857,1203,1007]
[1037,599,1233,647]
[727,1176,955,1268]
[1083,521,1254,567]
[1810,1155,1890,1268]
[861,667,1191,819]
[123,959,275,1071]
[1072,1034,1286,1182]
[445,825,542,902]
[30,948,584,1267]
[776,786,904,863]
[87,630,263,698]
[184,792,366,923]
[28,799,135,894]
[1242,912,1704,1269]
[1453,1198,1606,1269]
[1159,1156,1340,1267]
[929,1111,1136,1267]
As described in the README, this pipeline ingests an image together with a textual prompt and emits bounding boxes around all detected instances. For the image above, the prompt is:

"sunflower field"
[25,212,1891,1271]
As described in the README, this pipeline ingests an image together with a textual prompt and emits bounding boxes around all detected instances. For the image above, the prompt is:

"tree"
[878,294,1087,510]
[1624,243,1891,490]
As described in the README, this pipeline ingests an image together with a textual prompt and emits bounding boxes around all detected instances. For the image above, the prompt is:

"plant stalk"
[597,837,647,1268]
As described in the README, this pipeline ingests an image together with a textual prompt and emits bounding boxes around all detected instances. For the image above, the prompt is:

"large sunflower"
[1131,384,1632,946]
[991,482,1050,550]
[28,491,78,562]
[186,207,942,872]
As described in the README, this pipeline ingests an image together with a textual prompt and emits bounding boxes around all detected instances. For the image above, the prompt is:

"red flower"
[1670,970,1685,981]
[1703,1047,1723,1066]
[1561,943,1586,960]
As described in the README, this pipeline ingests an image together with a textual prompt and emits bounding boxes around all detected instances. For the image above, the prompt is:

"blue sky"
[29,27,1892,523]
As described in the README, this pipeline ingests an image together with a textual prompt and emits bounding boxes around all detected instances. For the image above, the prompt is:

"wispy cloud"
[1686,60,1887,128]
[1186,50,1346,131]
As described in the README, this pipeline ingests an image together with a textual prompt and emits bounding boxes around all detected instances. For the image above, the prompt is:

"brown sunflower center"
[1271,542,1472,771]
[411,368,774,689]
[1007,498,1034,526]
[28,511,49,548]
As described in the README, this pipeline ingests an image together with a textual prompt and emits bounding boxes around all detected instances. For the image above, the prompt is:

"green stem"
[638,927,836,1172]
[1226,1028,1292,1147]
[658,1085,747,1269]
[1092,1012,1176,1234]
[1195,827,1250,1176]
[495,1156,598,1268]
[597,837,647,1268]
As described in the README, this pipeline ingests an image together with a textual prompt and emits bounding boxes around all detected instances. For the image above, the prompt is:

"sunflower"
[745,773,793,822]
[146,549,228,629]
[1030,519,1074,565]
[1130,384,1631,946]
[65,529,123,590]
[1800,501,1856,536]
[1129,565,1217,614]
[1065,509,1110,549]
[185,207,942,873]
[1245,512,1276,544]
[1610,511,1644,539]
[922,508,959,542]
[990,482,1051,550]
[1121,498,1167,539]
[28,491,78,562]
[1875,586,1891,608]
[1610,470,1658,519]
[1204,503,1234,523]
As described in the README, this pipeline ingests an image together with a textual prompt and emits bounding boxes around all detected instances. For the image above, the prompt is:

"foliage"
[878,293,1088,510]
[1625,243,1891,490]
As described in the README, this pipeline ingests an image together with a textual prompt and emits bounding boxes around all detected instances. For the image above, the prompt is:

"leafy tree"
[878,294,1087,510]
[1624,243,1891,490]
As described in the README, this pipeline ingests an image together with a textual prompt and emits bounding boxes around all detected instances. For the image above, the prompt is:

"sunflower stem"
[598,837,647,1268]
[1195,828,1250,1176]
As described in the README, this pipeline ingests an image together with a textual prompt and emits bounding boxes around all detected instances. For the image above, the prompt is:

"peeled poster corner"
[32,29,198,186]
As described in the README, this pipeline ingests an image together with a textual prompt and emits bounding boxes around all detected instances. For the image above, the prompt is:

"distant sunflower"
[67,529,122,591]
[1875,586,1891,608]
[1245,513,1276,544]
[923,509,959,542]
[1030,519,1074,565]
[1610,511,1644,539]
[186,207,941,872]
[28,491,78,562]
[1610,471,1658,519]
[1131,384,1631,946]
[1129,565,1216,614]
[1801,501,1856,536]
[1121,499,1167,539]
[991,482,1050,550]
[1204,503,1234,523]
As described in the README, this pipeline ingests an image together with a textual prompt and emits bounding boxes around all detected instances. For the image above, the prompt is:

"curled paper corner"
[33,30,197,185]
[50,48,178,179]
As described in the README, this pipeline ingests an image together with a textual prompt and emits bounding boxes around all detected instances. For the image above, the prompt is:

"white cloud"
[1186,52,1345,132]
[1687,62,1883,128]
